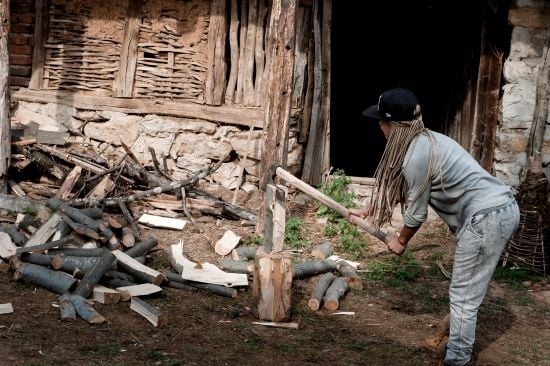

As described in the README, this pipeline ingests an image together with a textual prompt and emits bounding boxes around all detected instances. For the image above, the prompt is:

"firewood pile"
[0,140,258,326]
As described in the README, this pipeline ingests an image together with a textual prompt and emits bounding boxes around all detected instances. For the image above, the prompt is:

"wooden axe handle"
[274,167,388,243]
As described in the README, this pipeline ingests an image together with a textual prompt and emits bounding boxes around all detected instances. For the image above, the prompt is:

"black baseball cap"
[363,88,421,121]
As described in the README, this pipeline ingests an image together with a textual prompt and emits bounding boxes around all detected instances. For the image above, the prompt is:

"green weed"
[285,216,309,249]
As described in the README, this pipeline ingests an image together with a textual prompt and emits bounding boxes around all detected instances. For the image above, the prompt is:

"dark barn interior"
[330,0,491,177]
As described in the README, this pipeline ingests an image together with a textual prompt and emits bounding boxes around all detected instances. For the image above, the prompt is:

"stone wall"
[497,0,549,188]
[13,101,304,191]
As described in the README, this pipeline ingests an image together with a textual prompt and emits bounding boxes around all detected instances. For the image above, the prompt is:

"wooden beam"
[13,89,264,128]
[113,0,141,97]
[205,0,227,105]
[29,0,48,90]
[508,7,550,28]
[0,0,9,193]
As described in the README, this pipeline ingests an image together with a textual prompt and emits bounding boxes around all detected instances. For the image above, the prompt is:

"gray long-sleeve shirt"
[402,130,513,234]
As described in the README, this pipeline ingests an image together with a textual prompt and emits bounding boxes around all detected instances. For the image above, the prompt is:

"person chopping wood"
[348,87,520,366]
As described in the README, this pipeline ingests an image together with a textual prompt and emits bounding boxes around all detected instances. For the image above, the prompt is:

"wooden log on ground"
[112,249,165,285]
[57,207,103,237]
[101,277,137,289]
[72,250,116,298]
[104,270,137,283]
[253,247,293,322]
[0,303,14,314]
[308,272,336,311]
[58,293,76,321]
[21,253,54,267]
[116,283,162,297]
[163,271,237,298]
[46,197,119,249]
[47,248,105,257]
[214,230,241,256]
[123,238,158,258]
[14,262,77,294]
[92,284,121,304]
[218,258,254,274]
[0,232,16,259]
[335,260,363,290]
[292,259,336,280]
[130,297,168,327]
[16,235,77,254]
[231,245,258,260]
[322,276,349,311]
[51,255,112,274]
[164,280,199,292]
[121,227,135,248]
[68,294,106,324]
[23,212,62,248]
[0,224,27,246]
[311,241,332,260]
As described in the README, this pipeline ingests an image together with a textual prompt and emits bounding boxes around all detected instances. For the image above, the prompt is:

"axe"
[273,166,388,244]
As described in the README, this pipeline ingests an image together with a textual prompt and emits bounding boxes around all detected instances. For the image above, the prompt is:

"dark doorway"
[330,0,484,177]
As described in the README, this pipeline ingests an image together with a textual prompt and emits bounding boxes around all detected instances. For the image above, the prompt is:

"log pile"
[0,139,259,326]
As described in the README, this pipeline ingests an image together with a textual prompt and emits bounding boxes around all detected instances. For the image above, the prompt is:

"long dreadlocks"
[370,117,437,227]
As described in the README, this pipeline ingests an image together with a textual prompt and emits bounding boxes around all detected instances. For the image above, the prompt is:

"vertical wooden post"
[0,0,10,193]
[257,0,297,231]
[113,0,141,98]
[253,183,293,321]
[205,0,228,105]
[29,0,47,90]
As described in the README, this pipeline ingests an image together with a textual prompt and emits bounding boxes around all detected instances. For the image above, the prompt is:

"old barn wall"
[498,0,549,188]
[8,0,305,190]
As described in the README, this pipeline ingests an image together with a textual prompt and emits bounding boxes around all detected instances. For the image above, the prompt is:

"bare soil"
[1,185,549,366]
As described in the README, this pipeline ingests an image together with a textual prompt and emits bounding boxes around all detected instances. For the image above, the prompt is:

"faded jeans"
[444,199,520,366]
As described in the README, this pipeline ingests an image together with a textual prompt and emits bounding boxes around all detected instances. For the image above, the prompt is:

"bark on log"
[310,241,332,260]
[322,276,349,311]
[103,270,136,283]
[101,277,137,288]
[21,253,54,267]
[47,248,105,257]
[68,294,106,324]
[123,238,158,258]
[112,249,165,285]
[335,260,363,290]
[308,272,336,311]
[292,259,336,280]
[231,245,259,260]
[52,255,114,275]
[58,293,76,321]
[16,235,77,255]
[14,262,77,294]
[164,280,199,292]
[72,250,116,298]
[0,224,27,246]
[218,258,254,274]
[163,271,237,298]
[0,0,10,193]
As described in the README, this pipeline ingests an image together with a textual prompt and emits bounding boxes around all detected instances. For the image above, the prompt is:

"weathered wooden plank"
[253,0,268,107]
[113,0,141,97]
[242,0,258,106]
[29,0,49,90]
[225,0,240,104]
[205,0,227,105]
[0,0,9,193]
[234,0,249,104]
[13,89,264,128]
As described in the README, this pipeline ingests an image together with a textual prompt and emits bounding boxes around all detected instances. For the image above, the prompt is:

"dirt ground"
[1,183,549,366]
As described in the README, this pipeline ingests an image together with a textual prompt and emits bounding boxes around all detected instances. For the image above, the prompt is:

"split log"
[163,271,237,298]
[0,232,16,259]
[231,245,258,260]
[68,294,106,324]
[335,260,363,290]
[72,250,117,299]
[14,262,77,294]
[130,297,168,327]
[123,238,158,258]
[311,241,332,260]
[92,284,121,304]
[23,212,62,248]
[214,230,241,256]
[252,321,299,329]
[57,207,103,237]
[0,193,43,214]
[253,247,293,322]
[292,259,336,280]
[56,166,82,200]
[115,283,162,297]
[322,276,349,311]
[0,303,14,314]
[118,201,140,240]
[112,250,165,285]
[60,214,100,241]
[307,272,336,311]
[58,293,76,321]
[218,258,254,274]
[137,213,186,230]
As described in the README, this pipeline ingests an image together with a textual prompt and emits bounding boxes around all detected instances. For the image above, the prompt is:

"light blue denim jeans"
[444,199,520,366]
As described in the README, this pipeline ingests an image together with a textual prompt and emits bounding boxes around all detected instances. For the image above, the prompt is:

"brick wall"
[9,0,35,90]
